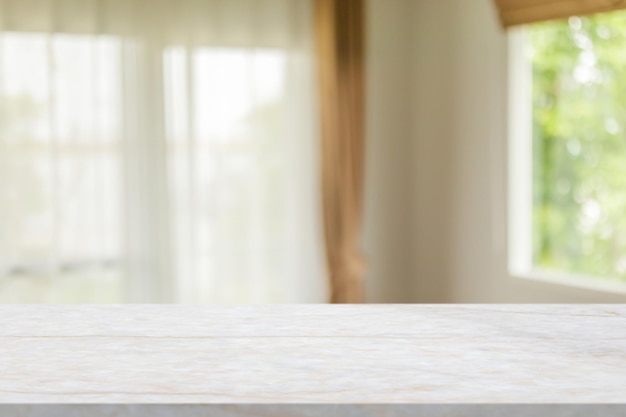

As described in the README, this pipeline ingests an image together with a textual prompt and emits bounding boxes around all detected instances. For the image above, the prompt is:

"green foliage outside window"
[530,11,626,282]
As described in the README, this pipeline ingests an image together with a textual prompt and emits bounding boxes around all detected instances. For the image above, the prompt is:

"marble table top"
[1,405,625,417]
[0,305,624,403]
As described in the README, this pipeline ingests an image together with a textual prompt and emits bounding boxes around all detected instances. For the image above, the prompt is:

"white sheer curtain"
[0,0,327,303]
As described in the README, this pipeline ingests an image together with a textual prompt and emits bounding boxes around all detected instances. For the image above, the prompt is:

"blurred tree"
[530,10,626,281]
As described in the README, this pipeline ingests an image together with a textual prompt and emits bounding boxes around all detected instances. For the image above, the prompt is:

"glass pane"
[530,11,626,283]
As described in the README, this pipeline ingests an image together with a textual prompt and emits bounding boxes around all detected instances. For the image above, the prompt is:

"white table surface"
[0,305,625,403]
[1,405,624,417]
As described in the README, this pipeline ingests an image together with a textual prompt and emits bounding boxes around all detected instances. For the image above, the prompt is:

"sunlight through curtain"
[0,0,326,303]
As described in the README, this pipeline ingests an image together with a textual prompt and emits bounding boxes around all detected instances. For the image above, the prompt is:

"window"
[510,10,626,289]
[0,0,325,303]
[0,33,124,302]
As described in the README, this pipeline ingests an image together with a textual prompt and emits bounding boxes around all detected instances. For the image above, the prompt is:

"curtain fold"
[494,0,626,27]
[315,0,366,304]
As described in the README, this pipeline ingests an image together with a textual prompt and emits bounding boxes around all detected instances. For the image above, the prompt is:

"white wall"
[410,0,626,302]
[363,0,416,302]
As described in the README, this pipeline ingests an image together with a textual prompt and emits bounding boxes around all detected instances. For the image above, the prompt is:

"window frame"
[507,26,626,296]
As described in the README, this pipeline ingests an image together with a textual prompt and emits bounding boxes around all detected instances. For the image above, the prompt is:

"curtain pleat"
[315,0,366,304]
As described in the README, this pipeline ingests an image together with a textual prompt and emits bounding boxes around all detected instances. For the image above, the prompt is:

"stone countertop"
[1,405,625,417]
[0,305,624,403]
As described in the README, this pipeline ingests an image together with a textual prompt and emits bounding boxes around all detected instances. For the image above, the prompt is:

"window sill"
[511,268,626,296]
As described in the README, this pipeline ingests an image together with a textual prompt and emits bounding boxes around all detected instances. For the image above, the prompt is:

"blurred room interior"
[2,0,626,303]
